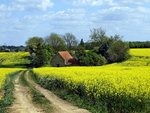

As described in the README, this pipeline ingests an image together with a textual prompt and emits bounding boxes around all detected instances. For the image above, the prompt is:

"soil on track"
[8,71,91,113]
[26,71,91,113]
[9,72,44,113]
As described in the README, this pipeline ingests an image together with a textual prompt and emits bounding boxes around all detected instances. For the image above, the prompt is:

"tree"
[44,44,55,65]
[90,28,129,63]
[96,35,122,56]
[129,41,150,48]
[90,28,108,46]
[84,51,106,66]
[75,45,86,59]
[26,37,44,53]
[79,39,85,47]
[106,40,129,63]
[63,33,78,50]
[75,46,106,66]
[31,45,47,67]
[45,33,67,51]
[26,37,54,67]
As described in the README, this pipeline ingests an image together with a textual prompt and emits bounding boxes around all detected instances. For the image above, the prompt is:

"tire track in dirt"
[9,72,44,113]
[26,71,91,113]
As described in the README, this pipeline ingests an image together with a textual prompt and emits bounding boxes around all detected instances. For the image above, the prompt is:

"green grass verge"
[33,73,150,113]
[19,70,53,113]
[0,71,21,113]
[31,72,107,113]
[53,89,108,113]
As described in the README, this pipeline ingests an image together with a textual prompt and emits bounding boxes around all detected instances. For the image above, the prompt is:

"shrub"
[77,51,106,66]
[106,41,129,63]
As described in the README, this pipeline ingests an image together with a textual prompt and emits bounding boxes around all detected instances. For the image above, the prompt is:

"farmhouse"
[51,51,78,67]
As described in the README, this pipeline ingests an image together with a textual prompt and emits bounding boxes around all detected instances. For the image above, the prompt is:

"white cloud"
[73,0,116,6]
[0,0,54,12]
[72,0,150,6]
[0,4,7,11]
[22,8,88,26]
[92,2,150,24]
[38,0,54,11]
[1,0,150,45]
[108,0,150,6]
[15,0,53,11]
[120,0,150,4]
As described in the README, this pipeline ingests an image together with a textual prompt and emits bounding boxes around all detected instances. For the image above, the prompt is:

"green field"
[34,49,150,113]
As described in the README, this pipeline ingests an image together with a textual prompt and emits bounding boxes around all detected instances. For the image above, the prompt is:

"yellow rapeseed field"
[34,49,150,112]
[34,66,150,101]
[0,68,21,90]
[0,52,30,66]
[130,48,150,57]
[0,52,27,93]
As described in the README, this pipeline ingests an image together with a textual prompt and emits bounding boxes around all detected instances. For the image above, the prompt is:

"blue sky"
[0,0,150,45]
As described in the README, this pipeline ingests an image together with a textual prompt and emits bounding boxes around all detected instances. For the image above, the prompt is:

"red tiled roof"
[58,51,73,61]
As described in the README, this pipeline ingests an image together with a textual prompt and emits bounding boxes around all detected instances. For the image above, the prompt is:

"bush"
[90,28,130,64]
[106,41,129,63]
[26,37,55,67]
[78,51,107,66]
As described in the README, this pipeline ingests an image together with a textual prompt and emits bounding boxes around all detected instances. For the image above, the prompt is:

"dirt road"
[26,71,91,113]
[8,71,91,113]
[9,72,44,113]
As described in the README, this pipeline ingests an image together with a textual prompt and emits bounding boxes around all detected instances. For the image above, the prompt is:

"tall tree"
[90,28,108,46]
[26,37,44,53]
[78,39,85,48]
[106,40,129,63]
[90,28,129,63]
[26,37,53,67]
[63,33,78,50]
[45,33,66,51]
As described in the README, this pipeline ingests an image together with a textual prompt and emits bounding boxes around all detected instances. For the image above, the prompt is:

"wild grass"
[0,71,20,113]
[19,71,53,113]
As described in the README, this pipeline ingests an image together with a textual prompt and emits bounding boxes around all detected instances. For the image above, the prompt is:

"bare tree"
[63,33,78,50]
[45,33,66,51]
[90,28,107,44]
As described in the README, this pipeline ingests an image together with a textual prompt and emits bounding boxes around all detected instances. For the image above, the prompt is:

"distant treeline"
[129,41,150,48]
[84,41,150,50]
[26,28,130,67]
[0,45,26,52]
[82,41,150,50]
[0,41,149,52]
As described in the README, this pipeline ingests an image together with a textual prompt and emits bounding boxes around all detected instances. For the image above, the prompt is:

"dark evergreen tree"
[79,39,85,47]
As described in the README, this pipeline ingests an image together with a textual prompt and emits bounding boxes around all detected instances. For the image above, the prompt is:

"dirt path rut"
[9,72,44,113]
[26,71,91,113]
